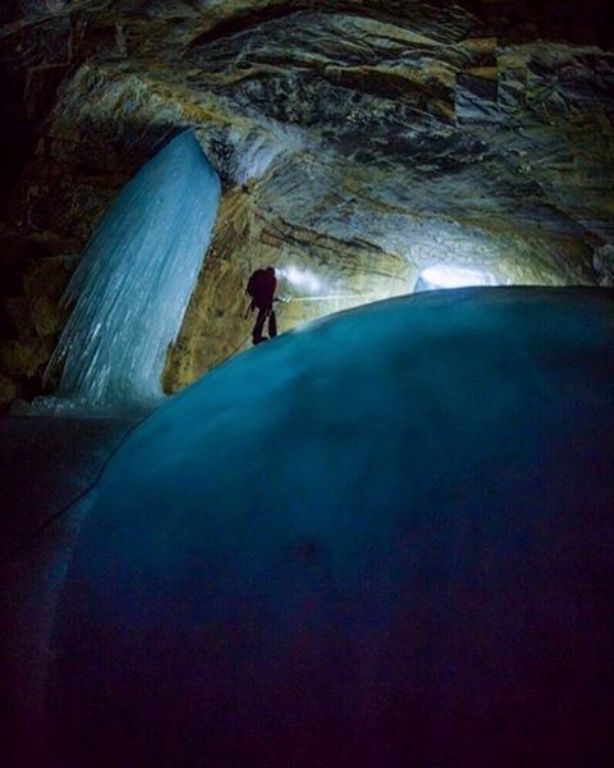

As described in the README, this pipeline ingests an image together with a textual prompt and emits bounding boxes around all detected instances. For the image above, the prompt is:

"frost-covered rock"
[593,243,614,286]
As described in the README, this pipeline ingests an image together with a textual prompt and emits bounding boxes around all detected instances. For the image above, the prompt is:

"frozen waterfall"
[41,131,221,413]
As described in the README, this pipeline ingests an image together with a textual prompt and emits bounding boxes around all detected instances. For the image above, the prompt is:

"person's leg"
[252,306,268,343]
[268,310,277,338]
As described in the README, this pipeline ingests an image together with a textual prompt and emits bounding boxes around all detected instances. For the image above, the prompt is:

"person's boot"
[269,311,278,338]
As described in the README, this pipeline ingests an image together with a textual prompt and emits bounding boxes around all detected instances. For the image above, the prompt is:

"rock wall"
[0,1,612,409]
[163,186,414,393]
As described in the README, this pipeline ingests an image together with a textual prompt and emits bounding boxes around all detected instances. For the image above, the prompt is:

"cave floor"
[0,416,140,561]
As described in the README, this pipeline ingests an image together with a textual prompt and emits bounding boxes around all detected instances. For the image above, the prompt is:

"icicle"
[39,130,221,414]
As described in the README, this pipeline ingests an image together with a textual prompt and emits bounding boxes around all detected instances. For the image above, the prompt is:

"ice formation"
[34,287,612,767]
[42,130,220,412]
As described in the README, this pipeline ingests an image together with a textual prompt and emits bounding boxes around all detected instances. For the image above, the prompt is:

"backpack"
[246,269,267,300]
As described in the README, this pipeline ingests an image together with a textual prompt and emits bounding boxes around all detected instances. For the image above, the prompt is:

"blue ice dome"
[41,287,613,768]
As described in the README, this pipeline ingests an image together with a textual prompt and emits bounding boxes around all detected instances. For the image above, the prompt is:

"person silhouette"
[246,266,278,345]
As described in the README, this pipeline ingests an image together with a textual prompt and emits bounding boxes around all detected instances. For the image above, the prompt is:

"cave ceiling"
[2,0,613,275]
[0,1,613,403]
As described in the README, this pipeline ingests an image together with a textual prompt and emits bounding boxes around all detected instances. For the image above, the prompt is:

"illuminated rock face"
[1,1,613,406]
[23,288,614,767]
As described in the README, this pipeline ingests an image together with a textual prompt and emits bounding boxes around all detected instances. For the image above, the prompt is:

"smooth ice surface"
[42,131,221,413]
[25,289,614,767]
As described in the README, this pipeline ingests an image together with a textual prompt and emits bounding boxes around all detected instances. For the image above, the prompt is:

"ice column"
[44,131,221,412]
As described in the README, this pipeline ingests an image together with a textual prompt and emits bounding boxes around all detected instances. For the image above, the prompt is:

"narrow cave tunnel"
[0,2,613,767]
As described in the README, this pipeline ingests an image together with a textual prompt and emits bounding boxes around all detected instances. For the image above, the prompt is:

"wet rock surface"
[0,1,613,404]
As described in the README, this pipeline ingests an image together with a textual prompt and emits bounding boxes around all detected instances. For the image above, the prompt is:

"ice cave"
[0,2,613,767]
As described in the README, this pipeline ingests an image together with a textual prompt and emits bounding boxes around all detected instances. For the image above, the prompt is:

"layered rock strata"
[0,1,612,406]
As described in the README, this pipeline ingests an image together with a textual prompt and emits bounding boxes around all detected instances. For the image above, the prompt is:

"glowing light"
[416,265,497,291]
[277,265,325,293]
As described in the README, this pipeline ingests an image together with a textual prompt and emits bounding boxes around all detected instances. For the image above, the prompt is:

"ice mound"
[43,288,614,767]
